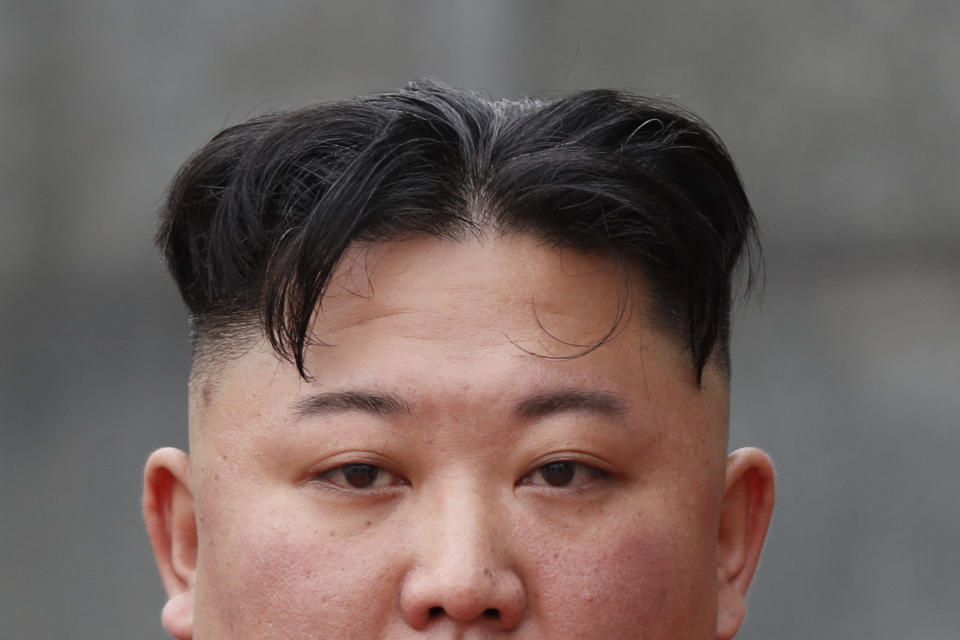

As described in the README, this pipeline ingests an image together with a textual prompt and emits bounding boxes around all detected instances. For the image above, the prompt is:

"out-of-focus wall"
[1,2,957,638]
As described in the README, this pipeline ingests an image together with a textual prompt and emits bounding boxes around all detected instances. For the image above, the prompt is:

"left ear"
[715,447,775,640]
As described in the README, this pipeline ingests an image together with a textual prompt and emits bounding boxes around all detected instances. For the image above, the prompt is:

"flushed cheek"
[195,510,402,639]
[521,522,715,638]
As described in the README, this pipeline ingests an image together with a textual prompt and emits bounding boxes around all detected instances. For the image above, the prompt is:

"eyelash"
[316,463,408,493]
[520,460,610,489]
[315,459,610,493]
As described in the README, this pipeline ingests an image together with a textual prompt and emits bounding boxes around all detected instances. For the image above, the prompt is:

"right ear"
[143,447,197,640]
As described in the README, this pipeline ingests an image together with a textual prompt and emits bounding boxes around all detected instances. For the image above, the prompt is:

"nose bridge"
[435,477,497,566]
[400,476,526,630]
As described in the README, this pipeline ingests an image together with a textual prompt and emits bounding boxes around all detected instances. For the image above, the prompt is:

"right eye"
[317,463,405,491]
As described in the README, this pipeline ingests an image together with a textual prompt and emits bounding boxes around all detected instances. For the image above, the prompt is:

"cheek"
[193,490,402,640]
[521,516,717,638]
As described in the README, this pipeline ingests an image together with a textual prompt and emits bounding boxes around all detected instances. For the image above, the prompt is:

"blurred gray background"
[1,1,958,638]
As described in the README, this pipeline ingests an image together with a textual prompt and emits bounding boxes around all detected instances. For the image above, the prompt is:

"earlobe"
[143,447,197,640]
[715,447,775,640]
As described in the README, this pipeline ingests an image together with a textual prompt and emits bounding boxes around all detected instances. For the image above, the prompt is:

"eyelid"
[316,465,407,492]
[518,454,613,489]
[521,452,612,475]
[308,455,409,493]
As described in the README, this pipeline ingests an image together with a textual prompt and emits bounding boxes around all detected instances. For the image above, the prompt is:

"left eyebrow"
[514,390,628,420]
[293,390,411,419]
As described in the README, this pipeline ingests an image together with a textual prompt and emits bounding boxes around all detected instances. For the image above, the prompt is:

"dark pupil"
[540,461,575,486]
[342,464,380,488]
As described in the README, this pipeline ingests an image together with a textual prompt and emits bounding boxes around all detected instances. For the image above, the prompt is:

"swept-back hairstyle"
[158,80,759,383]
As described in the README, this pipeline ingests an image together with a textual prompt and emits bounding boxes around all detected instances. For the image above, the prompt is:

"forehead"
[191,234,727,444]
[321,234,630,349]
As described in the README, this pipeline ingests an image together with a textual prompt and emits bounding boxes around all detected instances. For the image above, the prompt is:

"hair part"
[158,80,760,384]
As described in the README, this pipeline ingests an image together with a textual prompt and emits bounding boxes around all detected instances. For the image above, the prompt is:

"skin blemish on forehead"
[202,381,214,407]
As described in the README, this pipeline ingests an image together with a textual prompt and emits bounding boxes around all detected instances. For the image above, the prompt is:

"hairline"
[187,230,732,392]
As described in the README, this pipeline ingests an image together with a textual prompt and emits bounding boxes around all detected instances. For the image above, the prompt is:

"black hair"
[158,79,759,383]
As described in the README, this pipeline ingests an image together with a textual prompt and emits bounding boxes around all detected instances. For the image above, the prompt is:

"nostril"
[483,608,500,618]
[428,606,443,618]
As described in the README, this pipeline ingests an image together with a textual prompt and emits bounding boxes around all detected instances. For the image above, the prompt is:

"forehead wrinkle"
[318,285,627,347]
[315,304,424,334]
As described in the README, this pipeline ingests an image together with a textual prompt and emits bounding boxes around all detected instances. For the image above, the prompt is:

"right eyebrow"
[293,390,411,418]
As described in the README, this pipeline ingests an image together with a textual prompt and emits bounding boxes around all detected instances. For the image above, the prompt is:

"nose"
[399,489,526,631]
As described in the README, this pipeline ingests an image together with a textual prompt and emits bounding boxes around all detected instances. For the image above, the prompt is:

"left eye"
[523,460,609,488]
[318,463,404,491]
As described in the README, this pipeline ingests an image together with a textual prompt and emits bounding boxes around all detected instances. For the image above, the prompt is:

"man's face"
[146,234,771,639]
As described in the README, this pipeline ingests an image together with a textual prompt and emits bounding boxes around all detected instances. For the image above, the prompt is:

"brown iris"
[341,464,380,488]
[539,461,576,486]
